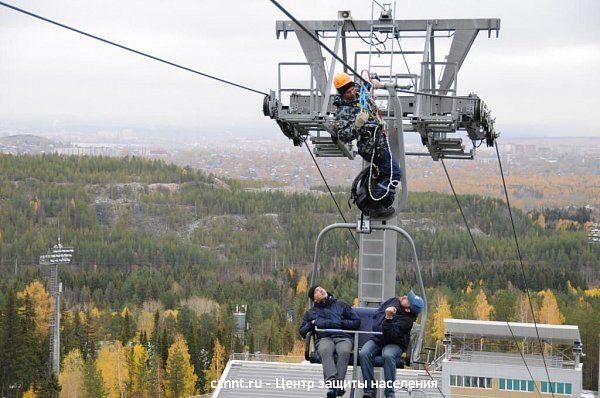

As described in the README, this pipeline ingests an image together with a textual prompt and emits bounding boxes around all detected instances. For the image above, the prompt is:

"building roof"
[213,360,444,397]
[444,319,581,343]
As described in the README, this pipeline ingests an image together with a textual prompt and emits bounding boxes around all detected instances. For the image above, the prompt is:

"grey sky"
[0,0,599,139]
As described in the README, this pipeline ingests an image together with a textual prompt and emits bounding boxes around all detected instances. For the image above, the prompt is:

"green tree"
[82,359,108,398]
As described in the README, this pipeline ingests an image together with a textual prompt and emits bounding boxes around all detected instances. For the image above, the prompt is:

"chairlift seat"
[304,307,420,369]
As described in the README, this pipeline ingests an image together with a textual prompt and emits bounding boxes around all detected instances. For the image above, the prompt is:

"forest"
[0,154,597,396]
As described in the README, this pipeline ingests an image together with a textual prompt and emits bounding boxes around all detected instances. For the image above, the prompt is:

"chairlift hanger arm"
[276,18,501,37]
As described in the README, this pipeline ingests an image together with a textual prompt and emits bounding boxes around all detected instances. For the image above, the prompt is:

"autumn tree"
[203,338,225,393]
[17,280,53,338]
[165,335,197,398]
[59,349,85,398]
[537,289,565,325]
[129,344,150,398]
[473,289,494,320]
[97,342,128,398]
[296,275,308,295]
[431,295,452,342]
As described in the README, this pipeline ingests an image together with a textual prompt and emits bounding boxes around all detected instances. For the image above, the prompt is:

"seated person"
[359,291,424,398]
[300,285,361,398]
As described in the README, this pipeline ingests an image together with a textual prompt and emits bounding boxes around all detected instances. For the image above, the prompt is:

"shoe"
[369,205,395,219]
[336,388,346,396]
[327,389,337,398]
[385,394,396,398]
[362,391,376,398]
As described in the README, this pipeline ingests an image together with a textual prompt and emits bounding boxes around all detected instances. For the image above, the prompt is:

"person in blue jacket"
[300,285,361,398]
[359,291,424,398]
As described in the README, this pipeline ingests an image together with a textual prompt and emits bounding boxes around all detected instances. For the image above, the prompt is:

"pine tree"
[120,307,133,344]
[82,359,108,398]
[35,373,61,398]
[18,294,42,391]
[129,344,150,398]
[165,335,197,398]
[0,290,20,395]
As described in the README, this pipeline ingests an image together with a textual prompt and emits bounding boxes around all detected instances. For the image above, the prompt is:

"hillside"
[0,154,597,394]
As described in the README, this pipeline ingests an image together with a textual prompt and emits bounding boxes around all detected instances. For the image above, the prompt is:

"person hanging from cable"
[333,72,401,219]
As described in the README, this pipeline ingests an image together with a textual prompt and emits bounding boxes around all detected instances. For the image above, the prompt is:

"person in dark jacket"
[359,291,424,398]
[300,285,361,398]
[333,72,402,219]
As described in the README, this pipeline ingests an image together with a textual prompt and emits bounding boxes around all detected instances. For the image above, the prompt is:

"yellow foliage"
[90,306,102,319]
[537,289,565,325]
[465,282,473,295]
[296,275,308,295]
[431,295,452,341]
[97,341,129,398]
[353,297,359,307]
[287,340,305,356]
[136,310,155,337]
[165,335,197,397]
[204,338,226,393]
[537,213,546,228]
[17,280,53,338]
[121,306,130,318]
[23,387,36,398]
[59,349,84,397]
[555,218,579,230]
[473,289,494,320]
[130,344,150,397]
[163,309,179,319]
[584,288,600,298]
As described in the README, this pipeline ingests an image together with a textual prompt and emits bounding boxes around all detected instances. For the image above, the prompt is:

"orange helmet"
[333,72,353,90]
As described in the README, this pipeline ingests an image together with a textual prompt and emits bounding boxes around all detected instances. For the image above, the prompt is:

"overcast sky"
[1,0,599,139]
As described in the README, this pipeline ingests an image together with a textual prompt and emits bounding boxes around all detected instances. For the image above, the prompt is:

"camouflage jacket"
[333,95,388,160]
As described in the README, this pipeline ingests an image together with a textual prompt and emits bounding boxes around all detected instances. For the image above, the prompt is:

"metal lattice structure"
[40,241,74,376]
[264,4,501,365]
[264,7,499,161]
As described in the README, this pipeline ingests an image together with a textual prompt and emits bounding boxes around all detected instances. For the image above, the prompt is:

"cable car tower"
[264,2,500,363]
[39,238,74,377]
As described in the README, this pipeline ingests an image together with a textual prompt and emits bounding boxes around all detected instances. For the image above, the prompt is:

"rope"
[495,140,556,398]
[440,159,483,265]
[269,0,369,86]
[304,140,359,250]
[0,1,268,96]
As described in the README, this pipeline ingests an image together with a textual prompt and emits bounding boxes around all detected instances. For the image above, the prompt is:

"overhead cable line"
[269,0,369,86]
[495,141,556,398]
[440,159,483,265]
[441,159,543,398]
[507,321,544,397]
[395,37,416,88]
[349,19,383,54]
[304,141,360,250]
[269,0,480,102]
[0,1,268,96]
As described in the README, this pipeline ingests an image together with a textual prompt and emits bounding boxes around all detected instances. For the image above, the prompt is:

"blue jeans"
[371,149,402,201]
[359,339,404,396]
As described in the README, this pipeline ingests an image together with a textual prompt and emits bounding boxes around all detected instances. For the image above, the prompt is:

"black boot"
[369,205,395,219]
